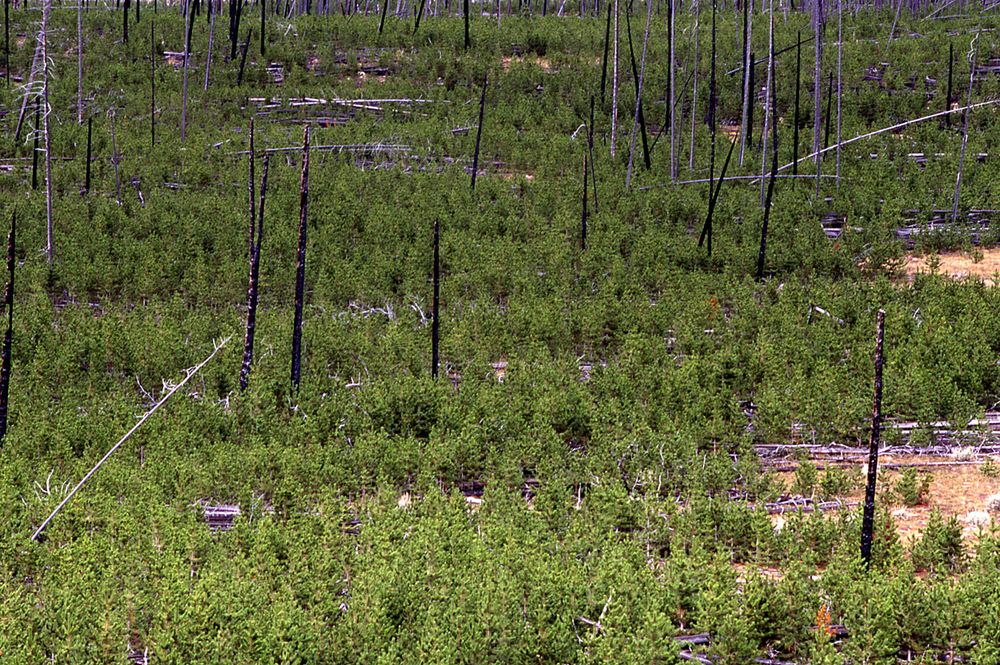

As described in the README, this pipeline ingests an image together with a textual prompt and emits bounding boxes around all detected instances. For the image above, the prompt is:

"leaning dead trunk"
[952,33,978,224]
[755,14,778,282]
[248,117,256,261]
[239,155,269,392]
[0,214,14,445]
[738,0,752,166]
[470,73,488,191]
[291,126,310,390]
[625,0,652,187]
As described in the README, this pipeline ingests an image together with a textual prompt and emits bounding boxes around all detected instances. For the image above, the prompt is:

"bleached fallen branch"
[30,337,231,542]
[777,98,1000,174]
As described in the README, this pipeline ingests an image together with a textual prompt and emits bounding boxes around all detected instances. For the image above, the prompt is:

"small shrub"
[910,510,965,573]
[895,468,932,507]
[792,460,819,498]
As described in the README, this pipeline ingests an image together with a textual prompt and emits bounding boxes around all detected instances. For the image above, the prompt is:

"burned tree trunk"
[239,155,269,392]
[431,220,440,379]
[151,19,156,146]
[470,73,487,191]
[792,31,800,179]
[755,15,777,282]
[291,126,310,390]
[581,151,588,251]
[0,214,14,445]
[860,309,886,566]
[85,116,93,194]
[237,28,253,86]
[698,130,736,256]
[31,98,39,190]
[248,117,256,261]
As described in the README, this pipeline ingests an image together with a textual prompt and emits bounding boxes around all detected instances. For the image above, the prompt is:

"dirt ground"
[902,248,1000,284]
[777,459,1000,544]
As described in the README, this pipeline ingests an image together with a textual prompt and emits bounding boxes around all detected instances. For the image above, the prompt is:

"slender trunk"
[835,0,842,189]
[625,0,652,187]
[623,6,649,171]
[668,0,676,180]
[738,0,752,166]
[31,99,39,190]
[470,74,488,191]
[77,0,83,122]
[698,130,736,255]
[885,0,902,54]
[610,0,619,158]
[431,220,440,379]
[41,0,54,265]
[260,0,265,55]
[812,0,822,166]
[151,19,156,146]
[688,0,699,171]
[378,0,388,35]
[85,116,93,194]
[0,213,14,445]
[4,0,9,87]
[111,111,121,206]
[588,96,599,213]
[755,15,777,281]
[413,0,426,33]
[581,152,588,250]
[945,43,953,127]
[792,30,800,179]
[746,51,755,149]
[759,0,773,208]
[240,155,269,392]
[600,1,611,105]
[14,36,42,145]
[823,72,833,151]
[248,117,256,261]
[707,0,716,196]
[463,0,470,48]
[952,33,978,224]
[237,28,253,85]
[860,309,886,567]
[204,7,216,90]
[291,127,310,390]
[123,0,130,43]
[181,6,194,142]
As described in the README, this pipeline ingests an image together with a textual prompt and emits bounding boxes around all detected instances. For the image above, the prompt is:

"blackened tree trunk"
[248,117,256,260]
[151,19,156,146]
[581,152,588,250]
[463,0,470,48]
[431,220,440,379]
[237,27,253,86]
[698,130,736,255]
[0,213,14,445]
[600,2,611,105]
[470,73,488,191]
[755,15,778,282]
[291,126,310,390]
[123,0,130,43]
[860,309,886,566]
[792,31,800,179]
[85,116,93,193]
[239,155,269,392]
[945,43,953,127]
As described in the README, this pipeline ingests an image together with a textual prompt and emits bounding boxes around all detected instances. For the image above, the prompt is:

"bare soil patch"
[903,248,1000,284]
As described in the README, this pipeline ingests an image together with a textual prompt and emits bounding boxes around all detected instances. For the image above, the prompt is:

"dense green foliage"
[1,2,1000,662]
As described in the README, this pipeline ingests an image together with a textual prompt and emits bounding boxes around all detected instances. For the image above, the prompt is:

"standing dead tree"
[291,126,310,391]
[0,214,15,445]
[952,32,978,224]
[240,155,269,392]
[431,219,440,379]
[860,309,886,566]
[41,0,54,264]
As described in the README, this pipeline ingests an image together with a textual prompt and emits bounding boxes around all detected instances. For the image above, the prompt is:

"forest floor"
[903,247,1000,284]
[778,460,1000,545]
